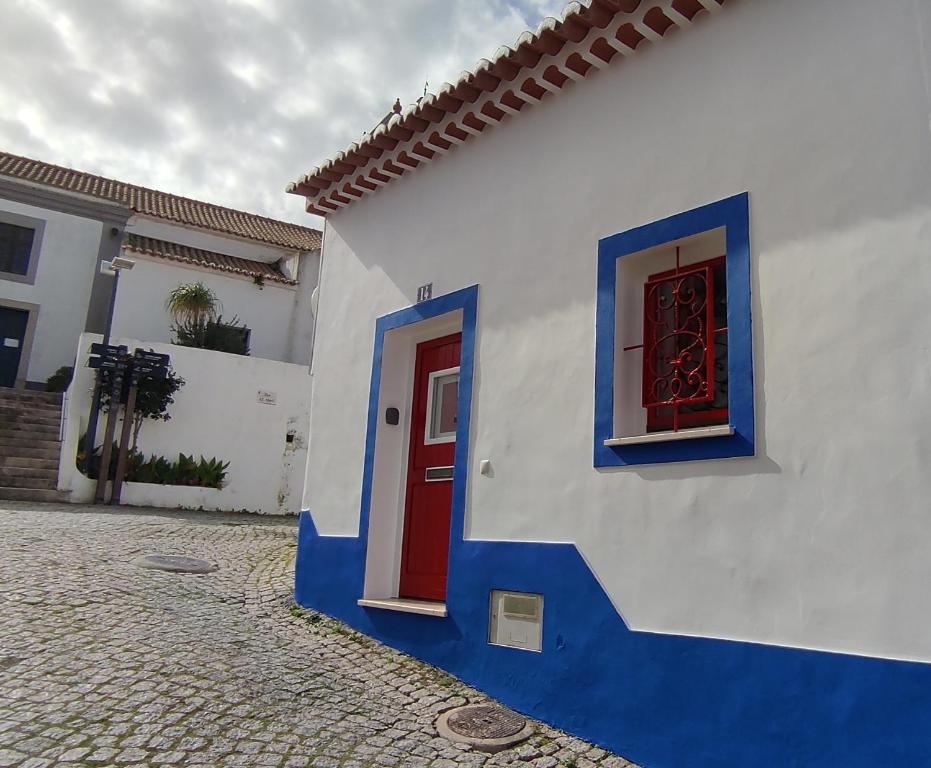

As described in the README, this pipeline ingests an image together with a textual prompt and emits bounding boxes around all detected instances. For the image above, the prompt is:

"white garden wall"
[61,333,310,515]
[304,0,931,662]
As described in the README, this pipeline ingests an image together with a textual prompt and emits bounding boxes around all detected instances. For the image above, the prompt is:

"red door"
[399,333,461,601]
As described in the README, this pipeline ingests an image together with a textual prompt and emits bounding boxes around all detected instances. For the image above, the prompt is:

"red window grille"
[625,250,728,433]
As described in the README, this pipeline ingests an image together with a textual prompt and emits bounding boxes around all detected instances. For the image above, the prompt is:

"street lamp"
[99,256,135,339]
[83,256,136,481]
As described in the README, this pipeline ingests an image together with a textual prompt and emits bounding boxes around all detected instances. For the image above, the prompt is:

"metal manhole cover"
[131,555,217,574]
[448,704,526,739]
[437,704,533,752]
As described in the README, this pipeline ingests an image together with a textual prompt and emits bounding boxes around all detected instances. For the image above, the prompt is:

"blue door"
[0,307,29,388]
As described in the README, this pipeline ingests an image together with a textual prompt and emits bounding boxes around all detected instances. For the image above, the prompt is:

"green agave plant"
[119,450,230,489]
[165,282,219,328]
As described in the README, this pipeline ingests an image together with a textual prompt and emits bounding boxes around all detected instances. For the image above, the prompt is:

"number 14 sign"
[417,283,433,303]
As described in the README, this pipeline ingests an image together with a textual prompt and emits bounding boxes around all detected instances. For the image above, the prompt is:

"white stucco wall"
[111,249,317,365]
[61,333,310,515]
[303,0,931,662]
[285,251,319,367]
[0,199,104,383]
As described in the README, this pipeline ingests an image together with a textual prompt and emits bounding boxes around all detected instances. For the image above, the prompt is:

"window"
[425,367,459,443]
[0,222,35,276]
[594,193,754,467]
[637,253,728,433]
[0,212,44,285]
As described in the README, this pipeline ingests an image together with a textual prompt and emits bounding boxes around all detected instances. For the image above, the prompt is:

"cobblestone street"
[0,504,634,768]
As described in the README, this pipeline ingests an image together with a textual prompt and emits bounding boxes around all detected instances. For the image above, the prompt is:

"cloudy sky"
[1,0,566,228]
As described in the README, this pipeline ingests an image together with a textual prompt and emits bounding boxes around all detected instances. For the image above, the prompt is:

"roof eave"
[289,0,726,216]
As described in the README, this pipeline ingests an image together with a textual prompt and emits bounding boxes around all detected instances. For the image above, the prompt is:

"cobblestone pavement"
[0,504,636,768]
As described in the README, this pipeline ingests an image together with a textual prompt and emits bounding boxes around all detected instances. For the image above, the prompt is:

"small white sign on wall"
[257,390,277,405]
[3,338,20,348]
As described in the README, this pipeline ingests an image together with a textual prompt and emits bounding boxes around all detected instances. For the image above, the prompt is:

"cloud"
[0,0,566,228]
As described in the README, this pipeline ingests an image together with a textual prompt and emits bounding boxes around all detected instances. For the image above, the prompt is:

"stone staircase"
[0,389,67,503]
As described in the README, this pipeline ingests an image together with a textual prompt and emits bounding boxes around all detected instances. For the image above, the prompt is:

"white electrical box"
[488,590,543,652]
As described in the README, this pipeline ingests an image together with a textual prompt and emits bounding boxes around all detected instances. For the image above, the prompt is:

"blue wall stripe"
[296,511,931,768]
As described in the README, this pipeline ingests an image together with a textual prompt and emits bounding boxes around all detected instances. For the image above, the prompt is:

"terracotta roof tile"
[123,234,297,285]
[0,151,321,251]
[289,0,725,215]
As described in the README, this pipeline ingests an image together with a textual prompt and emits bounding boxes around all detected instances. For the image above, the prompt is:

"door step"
[356,597,447,617]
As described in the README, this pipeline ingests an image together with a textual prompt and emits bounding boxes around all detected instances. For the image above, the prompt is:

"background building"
[0,151,321,387]
[0,152,320,509]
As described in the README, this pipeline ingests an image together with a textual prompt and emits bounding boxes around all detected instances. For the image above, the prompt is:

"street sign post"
[94,353,129,503]
[83,344,128,479]
[109,348,172,505]
[110,379,138,506]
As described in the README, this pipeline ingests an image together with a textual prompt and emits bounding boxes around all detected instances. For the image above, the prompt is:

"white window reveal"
[424,366,459,444]
[488,590,543,652]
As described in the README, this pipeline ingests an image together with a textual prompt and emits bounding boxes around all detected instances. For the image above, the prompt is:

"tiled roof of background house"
[288,0,725,216]
[123,235,297,285]
[0,151,321,251]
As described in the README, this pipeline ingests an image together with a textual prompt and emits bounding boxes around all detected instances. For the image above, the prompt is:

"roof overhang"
[288,0,725,216]
[123,235,297,285]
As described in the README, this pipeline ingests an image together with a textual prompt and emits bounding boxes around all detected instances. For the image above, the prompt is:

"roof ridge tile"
[0,150,321,251]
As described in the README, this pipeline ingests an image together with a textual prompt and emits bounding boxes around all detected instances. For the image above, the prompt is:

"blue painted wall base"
[296,512,931,768]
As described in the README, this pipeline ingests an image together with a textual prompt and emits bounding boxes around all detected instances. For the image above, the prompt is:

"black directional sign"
[89,344,169,382]
[88,343,130,378]
[134,350,170,366]
[129,348,170,381]
[88,357,128,371]
[90,343,127,358]
[132,364,167,379]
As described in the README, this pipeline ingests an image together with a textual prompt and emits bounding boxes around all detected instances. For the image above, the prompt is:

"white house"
[289,1,931,766]
[0,152,320,509]
[0,151,321,387]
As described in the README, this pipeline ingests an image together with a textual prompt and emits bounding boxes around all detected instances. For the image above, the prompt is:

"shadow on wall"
[295,512,931,768]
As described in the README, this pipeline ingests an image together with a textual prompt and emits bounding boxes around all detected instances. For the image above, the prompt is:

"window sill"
[604,424,734,447]
[0,271,35,285]
[357,597,447,618]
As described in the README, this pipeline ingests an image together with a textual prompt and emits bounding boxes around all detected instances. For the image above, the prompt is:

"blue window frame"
[594,192,754,467]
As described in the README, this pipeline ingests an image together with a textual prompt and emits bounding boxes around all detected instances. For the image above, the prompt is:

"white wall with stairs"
[0,389,65,502]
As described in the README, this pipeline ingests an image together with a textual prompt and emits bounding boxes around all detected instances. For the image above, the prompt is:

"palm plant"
[166,282,219,348]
